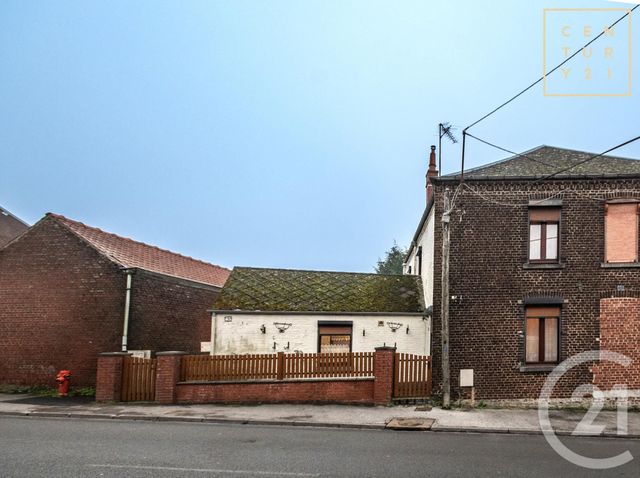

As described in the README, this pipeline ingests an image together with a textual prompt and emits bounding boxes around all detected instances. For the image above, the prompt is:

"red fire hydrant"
[55,370,71,397]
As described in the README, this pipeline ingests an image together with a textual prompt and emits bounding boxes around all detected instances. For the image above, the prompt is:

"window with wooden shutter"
[605,203,639,263]
[529,207,561,263]
[525,306,560,364]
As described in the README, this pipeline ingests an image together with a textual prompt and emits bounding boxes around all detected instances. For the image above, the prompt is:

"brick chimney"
[426,145,438,204]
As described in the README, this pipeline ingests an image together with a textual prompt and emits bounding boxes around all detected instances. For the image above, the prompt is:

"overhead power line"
[531,134,640,184]
[464,6,638,132]
[465,133,557,168]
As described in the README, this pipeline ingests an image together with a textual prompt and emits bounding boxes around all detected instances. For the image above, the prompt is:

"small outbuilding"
[0,213,230,386]
[207,267,430,356]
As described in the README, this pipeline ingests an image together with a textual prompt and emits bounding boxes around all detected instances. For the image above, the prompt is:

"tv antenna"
[438,123,458,175]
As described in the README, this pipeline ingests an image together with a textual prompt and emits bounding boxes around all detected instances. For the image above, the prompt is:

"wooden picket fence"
[393,353,432,399]
[121,356,157,402]
[180,352,375,382]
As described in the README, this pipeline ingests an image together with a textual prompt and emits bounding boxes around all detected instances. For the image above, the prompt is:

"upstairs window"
[525,306,560,364]
[529,207,561,263]
[605,203,639,263]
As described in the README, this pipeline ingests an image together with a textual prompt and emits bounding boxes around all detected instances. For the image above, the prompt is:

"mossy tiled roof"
[440,146,640,180]
[213,267,425,313]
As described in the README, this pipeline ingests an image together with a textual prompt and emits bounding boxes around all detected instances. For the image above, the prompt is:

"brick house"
[208,267,430,356]
[404,146,640,399]
[0,206,28,248]
[0,213,230,387]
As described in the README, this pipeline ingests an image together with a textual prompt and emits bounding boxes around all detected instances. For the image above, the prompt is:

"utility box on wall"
[460,369,474,387]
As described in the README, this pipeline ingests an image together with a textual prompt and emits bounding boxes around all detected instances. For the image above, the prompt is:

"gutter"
[208,309,426,317]
[432,173,640,183]
[121,269,135,351]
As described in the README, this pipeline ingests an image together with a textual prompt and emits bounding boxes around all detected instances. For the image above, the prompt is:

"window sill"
[600,262,640,269]
[519,364,557,373]
[523,263,565,270]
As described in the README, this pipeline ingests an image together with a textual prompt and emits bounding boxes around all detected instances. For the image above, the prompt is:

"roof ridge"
[233,266,407,277]
[47,213,229,272]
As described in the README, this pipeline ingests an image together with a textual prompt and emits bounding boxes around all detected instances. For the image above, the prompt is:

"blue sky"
[1,0,638,272]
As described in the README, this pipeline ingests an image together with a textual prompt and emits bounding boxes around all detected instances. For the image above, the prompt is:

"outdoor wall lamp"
[273,322,292,333]
[362,329,366,336]
[260,324,266,334]
[273,342,277,350]
[406,325,410,334]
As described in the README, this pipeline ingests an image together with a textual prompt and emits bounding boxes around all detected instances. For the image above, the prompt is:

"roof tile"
[214,267,425,313]
[49,213,230,287]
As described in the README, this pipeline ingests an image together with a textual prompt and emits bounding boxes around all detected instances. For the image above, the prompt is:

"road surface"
[1,416,639,477]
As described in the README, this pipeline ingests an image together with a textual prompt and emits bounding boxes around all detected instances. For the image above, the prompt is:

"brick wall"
[0,217,221,387]
[0,217,124,386]
[593,297,640,391]
[128,271,219,353]
[176,379,375,405]
[98,348,401,405]
[430,179,640,399]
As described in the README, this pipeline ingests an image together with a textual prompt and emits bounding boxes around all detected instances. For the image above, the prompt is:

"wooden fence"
[121,356,157,402]
[180,352,375,382]
[393,353,432,399]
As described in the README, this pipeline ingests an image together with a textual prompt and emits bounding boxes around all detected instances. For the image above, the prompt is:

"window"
[529,207,560,263]
[605,202,639,263]
[525,306,560,364]
[417,246,423,275]
[318,323,352,353]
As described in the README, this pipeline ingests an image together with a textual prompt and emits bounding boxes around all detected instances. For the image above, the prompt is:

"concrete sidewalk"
[1,393,639,437]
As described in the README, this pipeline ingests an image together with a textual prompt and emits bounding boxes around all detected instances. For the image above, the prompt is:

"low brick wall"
[97,347,399,405]
[176,378,375,405]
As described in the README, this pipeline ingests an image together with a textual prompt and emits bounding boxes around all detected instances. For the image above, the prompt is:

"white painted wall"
[404,207,435,308]
[209,313,430,356]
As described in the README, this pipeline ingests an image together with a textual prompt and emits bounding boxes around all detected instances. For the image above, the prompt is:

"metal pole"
[441,188,451,408]
[438,123,443,176]
[460,130,467,183]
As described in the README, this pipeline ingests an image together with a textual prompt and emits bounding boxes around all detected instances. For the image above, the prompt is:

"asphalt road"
[1,417,639,477]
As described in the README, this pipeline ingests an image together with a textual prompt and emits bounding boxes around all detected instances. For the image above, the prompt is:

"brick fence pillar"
[155,351,188,404]
[95,352,130,402]
[373,346,396,405]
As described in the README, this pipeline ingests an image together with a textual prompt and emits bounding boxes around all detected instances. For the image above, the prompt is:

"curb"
[431,425,640,439]
[2,410,639,438]
[0,410,386,430]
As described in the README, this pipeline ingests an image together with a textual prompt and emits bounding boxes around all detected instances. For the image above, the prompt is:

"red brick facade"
[593,297,640,391]
[0,216,221,387]
[430,178,640,399]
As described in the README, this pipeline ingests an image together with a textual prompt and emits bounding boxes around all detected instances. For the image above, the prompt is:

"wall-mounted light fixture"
[406,325,410,334]
[387,322,403,332]
[284,342,290,350]
[273,342,277,350]
[362,329,366,336]
[274,322,292,333]
[260,324,266,334]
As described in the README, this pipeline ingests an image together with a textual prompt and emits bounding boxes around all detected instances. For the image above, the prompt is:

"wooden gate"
[121,356,157,402]
[393,353,432,399]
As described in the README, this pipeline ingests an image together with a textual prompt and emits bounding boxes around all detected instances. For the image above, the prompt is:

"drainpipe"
[210,312,217,355]
[121,269,134,352]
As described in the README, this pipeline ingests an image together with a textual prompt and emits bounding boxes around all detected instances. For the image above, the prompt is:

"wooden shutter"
[605,203,639,263]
